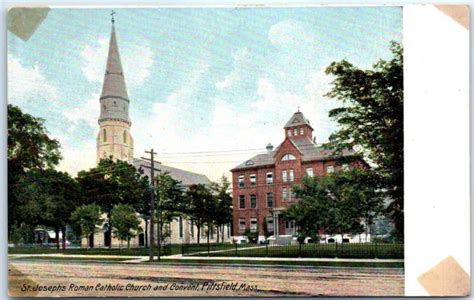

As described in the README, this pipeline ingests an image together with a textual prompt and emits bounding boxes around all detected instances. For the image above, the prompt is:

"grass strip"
[147,258,404,268]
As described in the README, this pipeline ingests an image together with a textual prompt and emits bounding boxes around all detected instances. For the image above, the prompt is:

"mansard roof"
[231,137,355,171]
[284,111,313,129]
[133,158,211,187]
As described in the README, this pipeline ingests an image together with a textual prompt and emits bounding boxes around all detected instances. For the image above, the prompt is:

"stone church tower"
[96,19,133,164]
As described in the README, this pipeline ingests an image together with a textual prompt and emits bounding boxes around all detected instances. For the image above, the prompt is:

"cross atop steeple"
[111,10,116,24]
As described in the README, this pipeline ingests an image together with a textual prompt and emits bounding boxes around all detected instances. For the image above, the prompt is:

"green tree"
[324,42,403,241]
[210,176,233,243]
[283,170,383,242]
[77,158,149,247]
[154,171,186,249]
[25,169,82,250]
[8,104,62,239]
[70,204,103,247]
[185,184,215,245]
[110,204,140,249]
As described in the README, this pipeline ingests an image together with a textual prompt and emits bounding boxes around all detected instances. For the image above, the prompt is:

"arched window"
[103,128,107,142]
[123,130,127,144]
[281,153,296,161]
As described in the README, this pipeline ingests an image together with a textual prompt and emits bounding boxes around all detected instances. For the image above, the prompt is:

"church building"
[84,17,231,248]
[230,111,369,243]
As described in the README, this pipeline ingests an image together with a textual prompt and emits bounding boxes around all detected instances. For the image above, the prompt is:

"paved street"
[9,260,404,297]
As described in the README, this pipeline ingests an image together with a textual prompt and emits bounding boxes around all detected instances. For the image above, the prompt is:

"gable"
[272,138,302,161]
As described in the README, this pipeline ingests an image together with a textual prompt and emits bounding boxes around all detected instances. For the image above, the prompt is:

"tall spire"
[99,14,130,124]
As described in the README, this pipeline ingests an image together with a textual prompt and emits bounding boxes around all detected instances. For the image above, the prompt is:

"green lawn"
[8,244,182,256]
[150,259,404,268]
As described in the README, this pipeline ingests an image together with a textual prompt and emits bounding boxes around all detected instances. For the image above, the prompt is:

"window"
[250,194,257,209]
[178,217,183,238]
[250,218,257,232]
[103,128,107,142]
[239,195,245,209]
[266,217,274,231]
[291,190,297,201]
[287,130,292,136]
[289,169,294,182]
[227,224,230,238]
[123,130,127,144]
[250,174,256,186]
[300,127,304,135]
[210,226,214,239]
[282,170,288,182]
[306,168,314,177]
[282,188,289,201]
[238,175,244,187]
[266,172,273,184]
[327,166,335,173]
[190,219,194,237]
[239,218,246,232]
[294,128,298,135]
[281,154,296,161]
[342,164,349,171]
[266,193,274,208]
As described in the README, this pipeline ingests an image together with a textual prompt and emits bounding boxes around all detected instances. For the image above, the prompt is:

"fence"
[181,242,404,259]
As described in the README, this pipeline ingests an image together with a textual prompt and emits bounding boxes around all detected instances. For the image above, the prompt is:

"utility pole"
[141,149,159,262]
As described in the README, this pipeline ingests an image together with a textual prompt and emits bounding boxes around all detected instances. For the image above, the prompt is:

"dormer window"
[300,128,304,135]
[294,128,298,135]
[287,130,292,137]
[281,154,296,161]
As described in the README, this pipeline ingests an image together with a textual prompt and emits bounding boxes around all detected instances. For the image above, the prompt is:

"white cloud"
[268,19,317,48]
[63,93,100,129]
[56,133,96,176]
[215,48,250,90]
[80,37,154,89]
[8,56,58,105]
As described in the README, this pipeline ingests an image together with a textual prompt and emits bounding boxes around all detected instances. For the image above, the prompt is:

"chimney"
[266,143,274,152]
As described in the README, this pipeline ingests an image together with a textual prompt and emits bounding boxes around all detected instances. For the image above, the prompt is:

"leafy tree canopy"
[70,204,103,239]
[324,41,403,240]
[110,204,140,248]
[77,158,149,214]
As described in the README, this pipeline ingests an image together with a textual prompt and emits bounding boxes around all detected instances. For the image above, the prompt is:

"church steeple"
[97,13,134,164]
[98,17,130,124]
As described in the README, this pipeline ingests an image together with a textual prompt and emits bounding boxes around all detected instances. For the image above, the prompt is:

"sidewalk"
[10,253,404,264]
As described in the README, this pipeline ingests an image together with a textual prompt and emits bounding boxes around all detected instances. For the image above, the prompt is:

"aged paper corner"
[7,7,51,42]
[435,5,470,30]
[418,256,470,296]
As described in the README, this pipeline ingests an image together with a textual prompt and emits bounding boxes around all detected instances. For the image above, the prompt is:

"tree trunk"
[127,235,130,249]
[207,225,210,245]
[61,226,66,251]
[107,214,112,249]
[197,224,201,245]
[217,226,220,243]
[145,219,148,248]
[55,227,60,250]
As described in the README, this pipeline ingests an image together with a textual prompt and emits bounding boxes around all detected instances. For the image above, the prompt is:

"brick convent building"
[230,111,356,241]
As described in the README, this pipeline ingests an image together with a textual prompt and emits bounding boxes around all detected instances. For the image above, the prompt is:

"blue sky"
[8,7,402,181]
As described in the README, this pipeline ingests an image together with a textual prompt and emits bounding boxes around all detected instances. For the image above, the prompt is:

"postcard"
[6,4,470,297]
